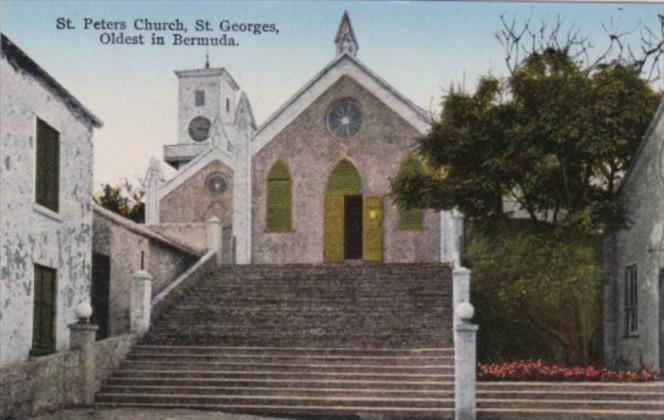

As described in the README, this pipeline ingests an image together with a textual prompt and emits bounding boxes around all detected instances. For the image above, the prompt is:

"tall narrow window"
[35,118,60,212]
[195,90,205,106]
[625,264,638,337]
[32,264,57,355]
[225,97,231,113]
[398,156,424,230]
[266,160,292,232]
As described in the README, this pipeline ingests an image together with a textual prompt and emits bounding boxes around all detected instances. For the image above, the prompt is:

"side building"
[0,34,102,365]
[603,98,664,373]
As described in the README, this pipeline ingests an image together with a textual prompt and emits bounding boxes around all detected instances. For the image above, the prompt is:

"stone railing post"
[453,266,470,331]
[455,302,478,420]
[207,216,223,266]
[130,270,153,335]
[68,303,98,405]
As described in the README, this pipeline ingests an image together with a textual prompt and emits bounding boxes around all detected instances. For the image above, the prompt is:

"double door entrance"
[323,159,382,262]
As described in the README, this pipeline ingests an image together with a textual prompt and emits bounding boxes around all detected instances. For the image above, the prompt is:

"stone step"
[477,381,664,393]
[477,389,664,401]
[125,352,454,365]
[476,408,664,419]
[104,377,455,390]
[95,392,455,409]
[142,337,453,348]
[131,345,454,356]
[94,401,453,418]
[120,361,454,374]
[99,385,454,398]
[113,369,455,381]
[477,398,664,411]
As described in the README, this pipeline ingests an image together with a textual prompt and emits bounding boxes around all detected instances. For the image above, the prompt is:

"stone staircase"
[476,381,664,419]
[97,263,456,416]
[95,262,664,418]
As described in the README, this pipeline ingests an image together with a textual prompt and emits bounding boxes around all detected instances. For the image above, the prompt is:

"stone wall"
[603,102,664,373]
[160,160,234,226]
[0,42,97,365]
[251,75,440,264]
[147,223,207,254]
[0,332,136,419]
[93,207,198,336]
[93,334,136,389]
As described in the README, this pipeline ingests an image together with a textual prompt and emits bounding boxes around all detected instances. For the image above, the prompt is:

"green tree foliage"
[393,50,659,233]
[93,180,145,223]
[468,221,602,364]
[391,21,661,364]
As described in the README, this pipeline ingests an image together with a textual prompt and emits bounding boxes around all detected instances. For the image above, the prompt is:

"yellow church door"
[323,159,383,262]
[363,196,383,262]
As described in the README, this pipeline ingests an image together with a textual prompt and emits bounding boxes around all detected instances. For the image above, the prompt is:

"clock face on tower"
[188,116,211,142]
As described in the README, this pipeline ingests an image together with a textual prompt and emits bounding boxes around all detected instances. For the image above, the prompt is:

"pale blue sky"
[2,1,663,187]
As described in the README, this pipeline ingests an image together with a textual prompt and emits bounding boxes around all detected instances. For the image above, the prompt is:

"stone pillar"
[207,216,223,266]
[130,270,153,335]
[68,322,98,405]
[144,157,164,225]
[453,266,471,331]
[455,302,478,420]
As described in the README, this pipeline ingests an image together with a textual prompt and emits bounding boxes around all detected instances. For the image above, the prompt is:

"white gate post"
[455,302,478,420]
[130,270,153,335]
[207,216,223,266]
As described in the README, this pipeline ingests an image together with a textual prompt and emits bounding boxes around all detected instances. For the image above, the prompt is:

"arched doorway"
[323,159,382,262]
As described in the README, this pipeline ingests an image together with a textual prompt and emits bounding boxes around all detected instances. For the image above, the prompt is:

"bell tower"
[164,63,240,169]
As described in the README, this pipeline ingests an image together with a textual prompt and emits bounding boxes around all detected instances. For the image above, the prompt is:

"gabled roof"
[617,96,664,195]
[251,53,431,155]
[1,34,102,128]
[159,145,235,199]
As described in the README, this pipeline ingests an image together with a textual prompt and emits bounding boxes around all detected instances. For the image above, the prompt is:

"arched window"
[398,156,424,230]
[266,160,292,232]
[326,158,362,195]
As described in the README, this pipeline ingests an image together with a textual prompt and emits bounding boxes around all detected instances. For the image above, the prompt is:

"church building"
[145,12,463,266]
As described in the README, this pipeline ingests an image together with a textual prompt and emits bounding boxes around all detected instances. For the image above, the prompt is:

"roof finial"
[205,47,210,69]
[335,10,358,57]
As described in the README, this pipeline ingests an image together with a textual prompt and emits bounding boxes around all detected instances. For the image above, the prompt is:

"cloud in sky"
[2,1,662,188]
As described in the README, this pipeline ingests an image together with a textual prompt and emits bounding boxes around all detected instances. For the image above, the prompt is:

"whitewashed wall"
[0,56,96,365]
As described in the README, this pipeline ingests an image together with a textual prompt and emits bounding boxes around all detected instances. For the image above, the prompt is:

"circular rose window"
[326,98,362,138]
[206,173,228,195]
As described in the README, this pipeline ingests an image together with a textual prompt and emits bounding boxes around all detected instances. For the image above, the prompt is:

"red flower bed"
[477,359,659,382]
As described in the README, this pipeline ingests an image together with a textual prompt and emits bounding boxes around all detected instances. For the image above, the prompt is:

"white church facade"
[144,12,464,266]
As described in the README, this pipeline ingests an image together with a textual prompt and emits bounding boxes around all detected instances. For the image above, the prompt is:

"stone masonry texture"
[251,76,441,264]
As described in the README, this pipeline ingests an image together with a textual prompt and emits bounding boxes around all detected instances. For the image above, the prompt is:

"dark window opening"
[195,90,205,106]
[225,97,231,113]
[31,264,57,355]
[35,118,60,212]
[91,254,111,340]
[625,264,638,337]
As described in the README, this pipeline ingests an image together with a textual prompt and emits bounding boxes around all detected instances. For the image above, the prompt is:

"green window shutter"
[327,159,361,195]
[398,156,424,230]
[32,265,56,355]
[35,119,60,212]
[266,161,292,232]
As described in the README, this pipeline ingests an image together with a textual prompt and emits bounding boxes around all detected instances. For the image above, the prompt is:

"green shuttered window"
[327,159,361,195]
[398,156,424,230]
[32,264,57,355]
[267,160,292,232]
[35,118,60,212]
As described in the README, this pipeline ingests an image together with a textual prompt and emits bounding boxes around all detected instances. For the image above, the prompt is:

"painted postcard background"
[2,0,662,190]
